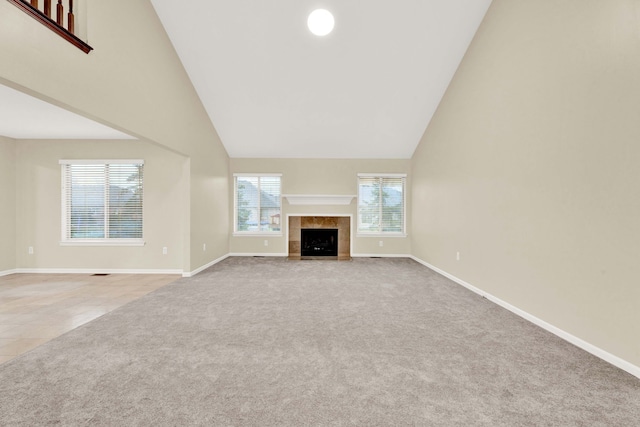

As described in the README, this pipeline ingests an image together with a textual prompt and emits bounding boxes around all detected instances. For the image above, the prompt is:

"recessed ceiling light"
[307,9,334,36]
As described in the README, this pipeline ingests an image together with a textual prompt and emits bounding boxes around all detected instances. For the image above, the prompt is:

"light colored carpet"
[0,257,638,425]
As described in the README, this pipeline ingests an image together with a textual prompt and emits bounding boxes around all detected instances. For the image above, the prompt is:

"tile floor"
[0,273,179,364]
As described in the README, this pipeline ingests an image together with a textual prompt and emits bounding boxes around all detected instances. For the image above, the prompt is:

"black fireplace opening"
[301,228,338,256]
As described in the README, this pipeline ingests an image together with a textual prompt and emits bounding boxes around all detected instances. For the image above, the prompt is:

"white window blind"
[357,174,406,234]
[234,174,281,234]
[60,160,144,243]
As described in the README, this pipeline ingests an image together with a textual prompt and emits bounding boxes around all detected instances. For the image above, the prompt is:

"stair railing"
[7,0,92,53]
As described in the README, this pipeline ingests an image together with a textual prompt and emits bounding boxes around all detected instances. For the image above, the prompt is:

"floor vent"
[91,273,110,276]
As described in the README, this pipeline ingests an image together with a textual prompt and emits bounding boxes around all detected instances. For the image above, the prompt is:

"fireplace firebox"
[301,228,338,257]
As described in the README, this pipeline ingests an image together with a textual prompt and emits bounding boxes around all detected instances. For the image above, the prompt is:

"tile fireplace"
[288,216,351,259]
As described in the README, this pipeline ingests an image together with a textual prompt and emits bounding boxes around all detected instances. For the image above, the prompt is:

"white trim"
[351,253,412,258]
[59,240,145,247]
[282,194,356,205]
[0,269,18,277]
[182,253,230,278]
[233,173,282,177]
[287,213,353,217]
[229,253,288,257]
[59,159,144,165]
[14,268,182,275]
[232,233,283,237]
[357,173,407,178]
[410,255,640,380]
[356,233,407,238]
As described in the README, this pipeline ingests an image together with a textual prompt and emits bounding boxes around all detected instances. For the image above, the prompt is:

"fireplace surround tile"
[288,216,350,258]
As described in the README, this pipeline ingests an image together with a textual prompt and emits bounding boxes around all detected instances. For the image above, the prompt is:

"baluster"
[43,0,51,17]
[67,0,74,34]
[30,1,38,9]
[56,0,63,26]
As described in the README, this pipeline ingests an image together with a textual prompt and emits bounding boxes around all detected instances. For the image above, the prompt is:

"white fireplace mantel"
[282,194,356,205]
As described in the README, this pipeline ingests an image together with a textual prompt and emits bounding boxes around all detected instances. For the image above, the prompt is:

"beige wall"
[230,158,411,256]
[0,136,16,273]
[0,0,229,272]
[412,0,640,368]
[15,140,187,271]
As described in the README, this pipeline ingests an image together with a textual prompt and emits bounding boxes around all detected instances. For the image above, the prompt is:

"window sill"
[356,233,407,238]
[60,240,145,247]
[233,232,283,237]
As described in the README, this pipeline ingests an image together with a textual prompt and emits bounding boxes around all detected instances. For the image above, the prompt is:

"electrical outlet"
[379,240,383,247]
[203,243,206,252]
[456,251,460,261]
[264,240,268,247]
[162,247,168,255]
[28,246,34,255]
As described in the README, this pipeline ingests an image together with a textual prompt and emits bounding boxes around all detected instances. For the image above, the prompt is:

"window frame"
[59,159,145,246]
[357,173,407,237]
[233,173,283,236]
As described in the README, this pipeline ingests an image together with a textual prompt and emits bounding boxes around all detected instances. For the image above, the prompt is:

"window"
[234,174,282,234]
[60,160,144,245]
[357,174,406,235]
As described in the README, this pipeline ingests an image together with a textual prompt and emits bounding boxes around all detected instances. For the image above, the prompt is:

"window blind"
[357,175,406,234]
[60,160,144,242]
[234,174,281,233]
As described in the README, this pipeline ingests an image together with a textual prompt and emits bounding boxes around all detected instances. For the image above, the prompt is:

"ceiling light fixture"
[307,9,334,36]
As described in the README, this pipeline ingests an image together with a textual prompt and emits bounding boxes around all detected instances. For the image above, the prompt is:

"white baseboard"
[0,269,18,277]
[183,253,230,277]
[351,253,412,258]
[410,256,640,380]
[14,268,183,275]
[228,253,288,257]
[226,253,411,258]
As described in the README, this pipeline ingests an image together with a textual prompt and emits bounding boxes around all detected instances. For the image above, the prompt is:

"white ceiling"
[0,83,134,140]
[151,0,492,159]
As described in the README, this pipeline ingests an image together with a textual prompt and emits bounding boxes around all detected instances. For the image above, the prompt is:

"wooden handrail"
[6,0,92,54]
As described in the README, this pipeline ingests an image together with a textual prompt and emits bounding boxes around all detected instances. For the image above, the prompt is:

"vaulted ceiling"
[1,1,492,157]
[151,0,493,159]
